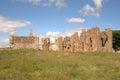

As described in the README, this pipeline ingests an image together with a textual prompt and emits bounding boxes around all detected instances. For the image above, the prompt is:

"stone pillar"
[71,32,80,52]
[105,28,113,52]
[70,35,74,52]
[91,27,101,52]
[80,29,86,52]
[55,37,63,51]
[42,38,50,50]
[30,29,33,37]
[63,37,71,51]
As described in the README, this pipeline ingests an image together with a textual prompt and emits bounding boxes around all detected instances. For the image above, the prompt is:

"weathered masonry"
[53,27,113,52]
[9,27,113,52]
[79,27,113,52]
[9,29,39,49]
[42,38,50,50]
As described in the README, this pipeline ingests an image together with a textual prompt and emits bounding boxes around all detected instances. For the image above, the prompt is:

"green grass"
[0,49,120,80]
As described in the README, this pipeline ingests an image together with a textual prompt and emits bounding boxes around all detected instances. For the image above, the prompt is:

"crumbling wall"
[9,30,39,49]
[63,37,71,51]
[9,27,113,52]
[79,27,113,52]
[9,36,39,49]
[42,38,50,50]
[54,27,113,52]
[84,27,101,52]
[104,28,113,52]
[70,32,80,52]
[79,29,86,51]
[55,37,63,51]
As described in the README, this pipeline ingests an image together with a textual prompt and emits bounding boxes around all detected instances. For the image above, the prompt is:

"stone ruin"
[55,37,63,51]
[71,32,80,52]
[51,27,113,52]
[9,27,113,52]
[9,29,39,49]
[42,38,50,50]
[79,27,113,52]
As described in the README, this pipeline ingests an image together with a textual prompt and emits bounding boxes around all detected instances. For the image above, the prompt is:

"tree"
[112,30,120,51]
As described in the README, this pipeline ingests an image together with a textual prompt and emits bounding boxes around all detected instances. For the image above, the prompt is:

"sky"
[0,0,120,47]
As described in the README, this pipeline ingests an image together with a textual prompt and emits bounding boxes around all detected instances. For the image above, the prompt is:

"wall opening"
[90,38,92,47]
[82,42,84,50]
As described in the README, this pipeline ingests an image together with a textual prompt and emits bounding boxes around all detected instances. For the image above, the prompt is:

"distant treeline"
[112,30,120,51]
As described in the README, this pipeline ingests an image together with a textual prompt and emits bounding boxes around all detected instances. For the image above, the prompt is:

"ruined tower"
[30,29,33,37]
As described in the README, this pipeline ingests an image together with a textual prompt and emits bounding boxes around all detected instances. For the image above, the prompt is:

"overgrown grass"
[0,49,120,80]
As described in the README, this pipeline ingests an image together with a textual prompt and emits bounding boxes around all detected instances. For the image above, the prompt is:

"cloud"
[106,24,120,30]
[79,4,95,16]
[80,0,103,17]
[106,24,113,27]
[0,28,84,48]
[12,0,66,8]
[39,31,60,44]
[66,18,85,23]
[0,39,9,47]
[39,28,83,44]
[0,16,31,34]
[59,28,83,37]
[94,0,102,9]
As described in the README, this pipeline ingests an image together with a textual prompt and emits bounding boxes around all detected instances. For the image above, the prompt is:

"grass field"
[0,49,120,80]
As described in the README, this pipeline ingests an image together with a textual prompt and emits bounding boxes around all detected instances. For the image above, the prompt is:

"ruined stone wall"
[63,37,71,51]
[9,27,113,52]
[70,32,80,52]
[104,28,113,52]
[84,27,101,52]
[79,29,86,51]
[54,27,113,52]
[9,36,39,49]
[79,27,113,52]
[9,30,39,49]
[42,38,50,50]
[55,37,63,51]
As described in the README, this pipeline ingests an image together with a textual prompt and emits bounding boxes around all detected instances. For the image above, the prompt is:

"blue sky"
[0,0,120,47]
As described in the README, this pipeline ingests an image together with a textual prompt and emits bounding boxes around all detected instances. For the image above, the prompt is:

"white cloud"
[106,24,120,30]
[0,39,9,47]
[39,31,60,44]
[46,31,60,37]
[94,0,103,9]
[46,31,60,43]
[80,0,103,17]
[12,0,66,8]
[106,24,113,27]
[39,28,83,44]
[66,18,85,23]
[79,4,95,16]
[0,16,31,34]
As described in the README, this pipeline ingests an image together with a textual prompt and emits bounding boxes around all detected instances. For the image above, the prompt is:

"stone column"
[105,28,113,52]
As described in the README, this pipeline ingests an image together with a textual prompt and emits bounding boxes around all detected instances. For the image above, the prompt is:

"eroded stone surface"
[9,30,39,49]
[55,27,113,52]
[9,27,113,52]
[42,38,50,50]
